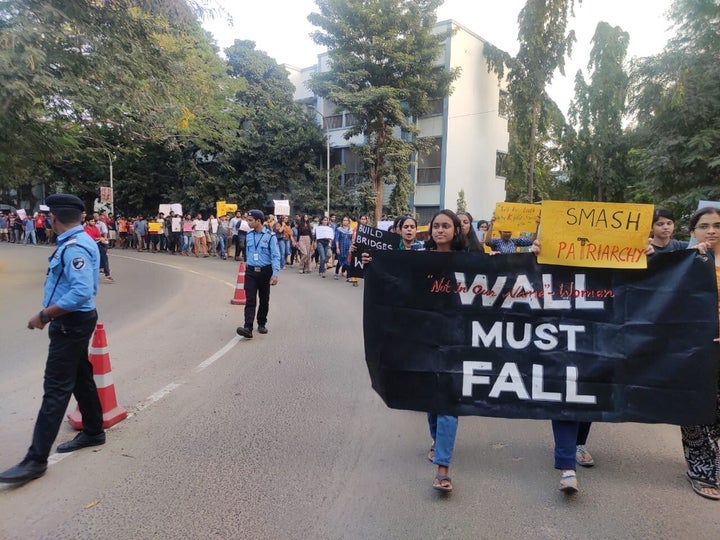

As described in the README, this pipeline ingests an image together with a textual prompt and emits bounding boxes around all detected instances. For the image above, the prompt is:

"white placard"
[315,225,334,240]
[159,203,183,216]
[274,200,290,216]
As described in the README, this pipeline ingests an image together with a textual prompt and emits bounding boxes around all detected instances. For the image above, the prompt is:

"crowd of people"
[0,210,53,245]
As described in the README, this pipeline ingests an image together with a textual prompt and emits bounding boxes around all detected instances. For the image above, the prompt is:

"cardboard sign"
[491,202,540,238]
[274,200,290,216]
[100,186,113,204]
[159,203,182,217]
[538,201,654,269]
[363,250,719,424]
[698,200,720,210]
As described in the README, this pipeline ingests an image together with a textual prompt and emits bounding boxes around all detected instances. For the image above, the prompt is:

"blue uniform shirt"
[245,227,281,276]
[43,225,100,311]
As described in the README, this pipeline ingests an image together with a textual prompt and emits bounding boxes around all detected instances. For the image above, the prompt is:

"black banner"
[363,250,719,424]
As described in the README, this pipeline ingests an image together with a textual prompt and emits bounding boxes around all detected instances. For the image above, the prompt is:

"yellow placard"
[538,201,654,269]
[148,222,162,233]
[216,201,237,217]
[492,202,540,238]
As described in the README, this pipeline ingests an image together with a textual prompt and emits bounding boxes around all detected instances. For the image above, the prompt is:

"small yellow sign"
[216,201,238,217]
[148,222,162,233]
[538,201,654,269]
[492,202,540,238]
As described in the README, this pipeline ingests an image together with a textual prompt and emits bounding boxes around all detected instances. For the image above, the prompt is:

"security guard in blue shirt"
[0,194,106,484]
[236,209,280,339]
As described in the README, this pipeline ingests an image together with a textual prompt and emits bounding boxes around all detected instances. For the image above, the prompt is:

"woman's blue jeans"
[552,421,591,470]
[427,414,458,467]
[316,241,330,273]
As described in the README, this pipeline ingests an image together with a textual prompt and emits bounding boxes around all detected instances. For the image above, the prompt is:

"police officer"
[236,209,280,339]
[0,194,106,484]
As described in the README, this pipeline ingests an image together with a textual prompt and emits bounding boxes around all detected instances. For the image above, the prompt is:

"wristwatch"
[39,310,52,324]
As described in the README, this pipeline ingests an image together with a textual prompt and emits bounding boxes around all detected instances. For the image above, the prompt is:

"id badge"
[253,253,259,262]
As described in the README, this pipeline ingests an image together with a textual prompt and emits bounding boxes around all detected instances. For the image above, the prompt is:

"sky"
[202,0,676,114]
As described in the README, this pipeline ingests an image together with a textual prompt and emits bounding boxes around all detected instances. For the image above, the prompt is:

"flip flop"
[576,445,595,467]
[427,444,435,462]
[687,473,720,500]
[433,474,452,492]
[559,470,578,493]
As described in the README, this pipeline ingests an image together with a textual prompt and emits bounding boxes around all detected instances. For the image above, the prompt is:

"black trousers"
[97,242,110,276]
[27,310,102,462]
[243,265,272,330]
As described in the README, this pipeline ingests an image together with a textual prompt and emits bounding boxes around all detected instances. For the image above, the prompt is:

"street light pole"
[107,151,114,215]
[310,106,331,218]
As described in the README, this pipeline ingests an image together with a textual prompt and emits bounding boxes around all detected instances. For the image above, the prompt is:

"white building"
[286,19,508,223]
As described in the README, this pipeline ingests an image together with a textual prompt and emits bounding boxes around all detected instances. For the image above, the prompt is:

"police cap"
[45,194,86,213]
[248,209,264,222]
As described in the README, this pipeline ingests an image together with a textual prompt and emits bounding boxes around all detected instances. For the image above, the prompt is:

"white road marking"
[45,311,241,467]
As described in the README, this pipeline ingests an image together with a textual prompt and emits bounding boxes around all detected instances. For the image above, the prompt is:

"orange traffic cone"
[230,261,247,305]
[67,323,127,430]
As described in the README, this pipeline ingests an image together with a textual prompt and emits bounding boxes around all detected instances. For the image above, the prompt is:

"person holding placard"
[530,234,655,494]
[313,216,334,278]
[485,213,537,254]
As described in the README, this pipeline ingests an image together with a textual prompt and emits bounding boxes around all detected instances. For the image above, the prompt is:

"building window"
[417,137,442,185]
[342,148,363,187]
[420,98,444,118]
[498,90,509,118]
[496,151,508,178]
[415,206,439,226]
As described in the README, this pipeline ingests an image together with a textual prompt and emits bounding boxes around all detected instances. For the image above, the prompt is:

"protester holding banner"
[424,209,468,492]
[649,208,689,254]
[457,212,484,253]
[680,206,720,500]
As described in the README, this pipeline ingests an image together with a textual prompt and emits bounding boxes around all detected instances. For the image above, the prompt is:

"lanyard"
[251,230,266,254]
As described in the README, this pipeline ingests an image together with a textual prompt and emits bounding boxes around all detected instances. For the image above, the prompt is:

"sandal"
[427,444,435,463]
[576,445,595,467]
[433,474,452,492]
[687,473,720,500]
[559,470,578,493]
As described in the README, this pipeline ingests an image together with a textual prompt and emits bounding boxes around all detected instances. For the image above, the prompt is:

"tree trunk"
[373,122,387,223]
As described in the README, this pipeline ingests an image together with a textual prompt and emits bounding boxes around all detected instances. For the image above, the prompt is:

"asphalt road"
[1,242,719,539]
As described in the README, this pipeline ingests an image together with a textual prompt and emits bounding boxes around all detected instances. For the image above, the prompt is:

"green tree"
[629,0,720,217]
[224,39,326,213]
[456,189,467,213]
[0,0,240,211]
[307,0,459,222]
[486,0,578,202]
[567,22,630,201]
